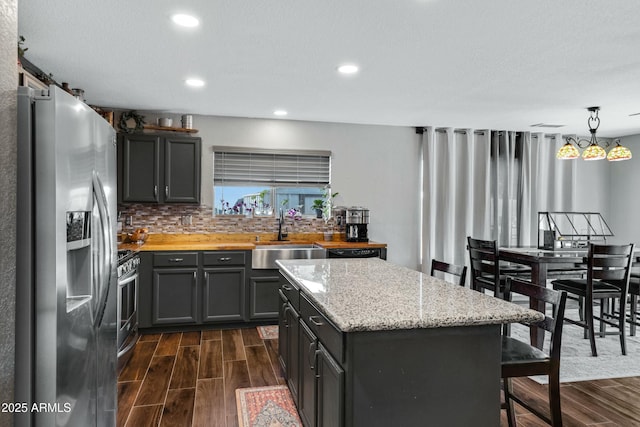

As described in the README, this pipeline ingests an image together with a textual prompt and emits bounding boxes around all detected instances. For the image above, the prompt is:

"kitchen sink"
[252,244,326,269]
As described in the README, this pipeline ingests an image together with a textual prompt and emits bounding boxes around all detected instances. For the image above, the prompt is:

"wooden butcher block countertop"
[118,232,386,252]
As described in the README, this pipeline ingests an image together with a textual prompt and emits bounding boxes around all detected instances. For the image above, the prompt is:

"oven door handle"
[118,272,138,288]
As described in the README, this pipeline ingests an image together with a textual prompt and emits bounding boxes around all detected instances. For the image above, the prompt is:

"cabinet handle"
[282,305,289,327]
[308,341,317,370]
[154,185,158,197]
[168,258,184,262]
[165,185,169,198]
[193,272,197,282]
[218,257,232,262]
[309,316,324,327]
[282,284,293,291]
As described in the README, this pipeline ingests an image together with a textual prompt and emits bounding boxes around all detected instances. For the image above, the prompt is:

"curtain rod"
[415,127,486,135]
[415,127,558,138]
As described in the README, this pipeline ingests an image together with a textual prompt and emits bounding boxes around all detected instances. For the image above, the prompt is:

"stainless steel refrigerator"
[16,86,118,427]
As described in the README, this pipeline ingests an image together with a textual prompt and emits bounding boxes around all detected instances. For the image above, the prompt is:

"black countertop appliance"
[346,207,370,242]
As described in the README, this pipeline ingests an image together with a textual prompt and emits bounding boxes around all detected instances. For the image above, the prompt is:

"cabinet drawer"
[300,293,344,363]
[153,252,198,267]
[281,278,300,311]
[203,251,246,266]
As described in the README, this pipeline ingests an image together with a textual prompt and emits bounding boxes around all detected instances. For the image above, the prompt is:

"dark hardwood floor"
[117,328,284,427]
[118,327,640,427]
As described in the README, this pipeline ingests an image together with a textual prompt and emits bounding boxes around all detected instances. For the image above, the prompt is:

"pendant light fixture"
[556,107,632,161]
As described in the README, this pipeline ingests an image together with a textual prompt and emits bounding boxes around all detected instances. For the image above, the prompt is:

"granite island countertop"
[276,258,544,332]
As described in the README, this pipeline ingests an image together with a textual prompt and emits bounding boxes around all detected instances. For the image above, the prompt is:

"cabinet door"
[164,136,201,203]
[152,268,198,325]
[278,292,288,376]
[120,134,161,202]
[299,321,318,427]
[249,274,282,319]
[202,267,245,322]
[286,303,300,405]
[316,344,344,427]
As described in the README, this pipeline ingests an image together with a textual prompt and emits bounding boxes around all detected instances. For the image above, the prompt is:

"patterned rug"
[256,325,279,340]
[236,385,301,427]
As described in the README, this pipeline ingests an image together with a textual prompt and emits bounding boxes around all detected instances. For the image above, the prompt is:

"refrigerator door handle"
[93,172,113,327]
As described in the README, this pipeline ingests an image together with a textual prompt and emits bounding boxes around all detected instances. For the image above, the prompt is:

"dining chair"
[467,237,530,298]
[502,277,567,427]
[430,259,467,287]
[467,237,502,296]
[552,243,634,357]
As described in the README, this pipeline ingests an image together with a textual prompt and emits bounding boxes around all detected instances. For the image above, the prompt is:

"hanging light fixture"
[556,107,632,161]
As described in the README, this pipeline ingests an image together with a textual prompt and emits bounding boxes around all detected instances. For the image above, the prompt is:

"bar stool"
[430,259,467,287]
[502,277,567,427]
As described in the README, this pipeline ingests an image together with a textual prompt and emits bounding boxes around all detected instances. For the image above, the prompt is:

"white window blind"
[213,147,331,185]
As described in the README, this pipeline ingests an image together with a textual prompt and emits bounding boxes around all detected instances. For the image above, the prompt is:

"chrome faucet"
[277,209,288,241]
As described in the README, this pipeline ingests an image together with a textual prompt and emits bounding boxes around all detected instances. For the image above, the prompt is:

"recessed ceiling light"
[337,64,359,75]
[274,110,288,116]
[171,14,200,28]
[185,78,205,87]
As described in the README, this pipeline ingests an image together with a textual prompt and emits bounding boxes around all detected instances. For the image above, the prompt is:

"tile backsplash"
[117,204,337,234]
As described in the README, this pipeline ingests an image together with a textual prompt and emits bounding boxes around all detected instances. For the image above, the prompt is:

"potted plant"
[321,188,339,223]
[312,199,325,218]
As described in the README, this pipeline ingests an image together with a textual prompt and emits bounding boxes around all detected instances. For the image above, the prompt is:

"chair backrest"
[467,237,500,295]
[505,277,567,359]
[430,259,467,287]
[587,243,635,290]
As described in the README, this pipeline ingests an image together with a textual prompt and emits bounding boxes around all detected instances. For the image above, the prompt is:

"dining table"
[499,246,640,348]
[499,247,588,348]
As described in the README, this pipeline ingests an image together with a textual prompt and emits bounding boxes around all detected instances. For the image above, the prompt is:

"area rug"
[511,307,640,384]
[236,385,301,427]
[256,325,279,340]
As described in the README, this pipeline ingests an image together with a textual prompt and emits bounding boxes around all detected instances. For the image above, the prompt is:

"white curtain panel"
[421,128,575,276]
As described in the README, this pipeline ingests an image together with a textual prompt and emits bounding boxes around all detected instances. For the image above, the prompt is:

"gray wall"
[609,135,640,245]
[142,113,422,268]
[0,0,17,425]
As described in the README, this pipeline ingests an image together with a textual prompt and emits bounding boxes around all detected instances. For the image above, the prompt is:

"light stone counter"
[277,257,543,332]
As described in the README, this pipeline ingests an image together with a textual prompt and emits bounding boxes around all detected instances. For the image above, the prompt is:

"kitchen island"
[276,258,543,427]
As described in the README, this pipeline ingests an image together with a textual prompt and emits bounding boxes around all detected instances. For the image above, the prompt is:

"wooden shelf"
[143,124,198,134]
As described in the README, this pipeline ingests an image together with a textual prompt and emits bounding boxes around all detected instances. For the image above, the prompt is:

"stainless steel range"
[117,250,140,373]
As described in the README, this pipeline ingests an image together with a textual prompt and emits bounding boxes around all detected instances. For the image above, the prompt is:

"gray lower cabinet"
[279,290,300,405]
[280,284,344,427]
[299,321,318,427]
[249,270,284,319]
[316,344,344,427]
[202,251,247,322]
[280,276,501,427]
[202,267,245,322]
[152,268,198,325]
[139,250,250,328]
[151,252,199,325]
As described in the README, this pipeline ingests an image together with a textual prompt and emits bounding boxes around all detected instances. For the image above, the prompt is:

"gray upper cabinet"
[119,134,161,202]
[164,137,201,203]
[118,133,201,204]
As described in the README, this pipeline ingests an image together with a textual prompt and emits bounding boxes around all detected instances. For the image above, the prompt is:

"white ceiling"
[17,0,640,137]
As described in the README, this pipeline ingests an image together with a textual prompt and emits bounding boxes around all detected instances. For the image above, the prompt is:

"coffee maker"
[346,207,369,242]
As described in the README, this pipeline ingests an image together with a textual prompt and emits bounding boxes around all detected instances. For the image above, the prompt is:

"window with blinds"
[213,149,331,185]
[212,147,332,216]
